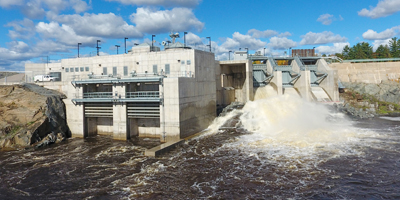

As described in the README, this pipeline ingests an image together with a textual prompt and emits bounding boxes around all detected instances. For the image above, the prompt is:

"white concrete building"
[26,43,217,142]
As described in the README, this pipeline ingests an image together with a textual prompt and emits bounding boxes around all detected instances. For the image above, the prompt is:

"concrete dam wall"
[329,61,400,84]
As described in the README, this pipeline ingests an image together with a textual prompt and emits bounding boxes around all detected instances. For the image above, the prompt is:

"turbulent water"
[1,95,400,199]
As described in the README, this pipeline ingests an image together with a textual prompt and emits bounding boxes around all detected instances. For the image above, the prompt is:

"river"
[1,95,400,199]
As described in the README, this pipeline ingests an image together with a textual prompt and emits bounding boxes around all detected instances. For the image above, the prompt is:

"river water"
[1,95,400,199]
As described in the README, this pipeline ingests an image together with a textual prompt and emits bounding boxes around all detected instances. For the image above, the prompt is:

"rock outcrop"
[0,83,70,150]
[336,81,400,118]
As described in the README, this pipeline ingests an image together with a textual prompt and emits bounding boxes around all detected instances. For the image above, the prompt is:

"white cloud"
[267,37,297,50]
[36,21,98,45]
[317,14,334,25]
[362,26,400,40]
[231,32,266,50]
[130,7,204,34]
[300,31,347,45]
[358,0,400,18]
[0,0,24,7]
[0,0,90,19]
[6,18,36,39]
[185,32,202,45]
[50,13,143,38]
[315,42,350,55]
[247,29,278,38]
[7,41,30,53]
[106,0,201,8]
[372,39,391,51]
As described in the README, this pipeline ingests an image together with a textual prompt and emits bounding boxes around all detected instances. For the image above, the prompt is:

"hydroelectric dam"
[24,41,339,151]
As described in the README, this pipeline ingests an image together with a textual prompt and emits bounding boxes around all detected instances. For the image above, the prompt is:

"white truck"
[34,75,55,82]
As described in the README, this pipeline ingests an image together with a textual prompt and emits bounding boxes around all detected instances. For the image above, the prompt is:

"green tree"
[375,44,391,58]
[389,37,400,57]
[342,45,351,59]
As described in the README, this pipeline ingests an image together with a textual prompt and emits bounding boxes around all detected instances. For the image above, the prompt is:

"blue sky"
[0,0,400,71]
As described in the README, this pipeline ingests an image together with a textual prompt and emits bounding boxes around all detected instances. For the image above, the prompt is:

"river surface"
[1,95,400,199]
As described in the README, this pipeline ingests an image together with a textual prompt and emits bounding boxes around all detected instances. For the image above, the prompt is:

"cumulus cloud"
[317,14,334,25]
[106,0,201,8]
[300,31,347,45]
[0,0,90,19]
[49,13,143,38]
[315,42,350,55]
[247,29,278,38]
[231,32,266,50]
[267,37,297,50]
[36,21,98,45]
[6,18,36,39]
[130,7,204,34]
[372,39,391,51]
[185,32,202,45]
[362,26,400,40]
[0,0,24,7]
[358,0,400,18]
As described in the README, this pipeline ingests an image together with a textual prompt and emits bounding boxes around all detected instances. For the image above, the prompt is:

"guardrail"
[126,91,160,98]
[82,92,113,98]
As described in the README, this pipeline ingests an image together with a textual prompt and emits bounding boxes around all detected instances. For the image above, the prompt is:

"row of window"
[65,67,90,72]
[64,64,176,75]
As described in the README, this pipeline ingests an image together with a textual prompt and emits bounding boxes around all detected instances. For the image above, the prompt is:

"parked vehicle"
[34,75,55,82]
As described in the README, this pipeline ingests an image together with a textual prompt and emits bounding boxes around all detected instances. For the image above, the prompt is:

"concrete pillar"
[64,100,85,138]
[272,71,283,95]
[245,60,254,101]
[86,117,98,137]
[113,83,127,140]
[294,70,312,101]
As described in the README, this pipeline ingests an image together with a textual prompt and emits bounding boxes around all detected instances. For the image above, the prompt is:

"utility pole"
[124,37,128,54]
[78,43,82,58]
[115,45,120,54]
[206,37,211,52]
[151,35,156,52]
[96,40,101,56]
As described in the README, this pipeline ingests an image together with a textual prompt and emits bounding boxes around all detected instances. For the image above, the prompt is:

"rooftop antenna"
[169,32,180,44]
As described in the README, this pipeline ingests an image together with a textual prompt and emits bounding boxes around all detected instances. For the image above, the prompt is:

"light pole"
[78,43,82,58]
[289,47,292,57]
[151,35,156,52]
[115,45,120,54]
[229,50,232,60]
[263,47,266,56]
[124,37,128,54]
[96,40,101,56]
[206,37,211,52]
[184,32,188,47]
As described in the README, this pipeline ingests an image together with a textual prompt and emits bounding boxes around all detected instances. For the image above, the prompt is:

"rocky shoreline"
[0,84,70,151]
[334,81,400,118]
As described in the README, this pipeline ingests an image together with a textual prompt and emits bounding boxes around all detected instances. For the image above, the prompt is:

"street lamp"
[115,45,120,54]
[229,50,232,60]
[289,47,292,57]
[78,43,82,58]
[184,32,188,47]
[151,35,156,52]
[96,40,101,56]
[206,37,211,52]
[263,47,266,56]
[124,37,128,54]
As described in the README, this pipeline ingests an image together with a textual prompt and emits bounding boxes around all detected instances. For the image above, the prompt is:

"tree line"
[333,37,400,60]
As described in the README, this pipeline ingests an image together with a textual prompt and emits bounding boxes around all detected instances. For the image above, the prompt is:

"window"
[70,68,74,72]
[181,60,185,65]
[113,67,117,76]
[85,67,89,71]
[103,67,107,75]
[165,64,170,74]
[153,65,157,74]
[75,67,79,72]
[80,67,84,72]
[187,60,191,65]
[65,68,69,72]
[123,66,128,76]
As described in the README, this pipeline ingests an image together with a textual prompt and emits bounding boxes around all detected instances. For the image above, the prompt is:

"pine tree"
[389,37,400,57]
[375,44,391,58]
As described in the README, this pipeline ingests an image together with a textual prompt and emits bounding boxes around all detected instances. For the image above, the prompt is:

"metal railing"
[82,92,113,98]
[126,91,160,98]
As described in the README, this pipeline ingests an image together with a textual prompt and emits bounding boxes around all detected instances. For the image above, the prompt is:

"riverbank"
[335,81,400,118]
[0,84,70,150]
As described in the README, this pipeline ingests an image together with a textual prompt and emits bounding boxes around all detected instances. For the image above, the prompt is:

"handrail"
[83,92,113,98]
[126,91,160,98]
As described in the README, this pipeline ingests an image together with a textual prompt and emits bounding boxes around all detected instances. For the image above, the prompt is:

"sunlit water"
[1,95,400,199]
